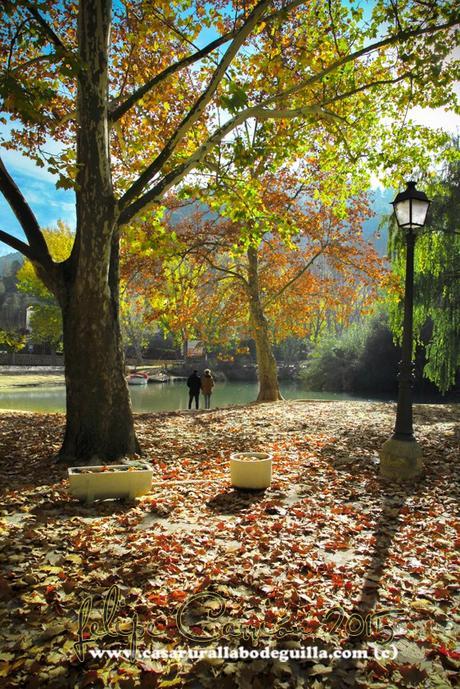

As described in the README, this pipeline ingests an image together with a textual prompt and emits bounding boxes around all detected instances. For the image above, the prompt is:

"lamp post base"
[379,437,423,480]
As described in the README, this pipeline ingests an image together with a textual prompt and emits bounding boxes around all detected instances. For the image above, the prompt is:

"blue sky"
[0,141,76,254]
[0,17,224,255]
[0,4,227,255]
[0,6,459,256]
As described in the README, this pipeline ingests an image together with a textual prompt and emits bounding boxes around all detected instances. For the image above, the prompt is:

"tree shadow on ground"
[412,403,460,428]
[328,486,417,688]
[206,488,267,514]
[30,497,138,519]
[318,420,457,688]
[0,456,68,494]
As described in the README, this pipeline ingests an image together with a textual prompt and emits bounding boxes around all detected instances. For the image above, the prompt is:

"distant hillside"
[0,252,26,331]
[0,190,393,281]
[0,252,23,278]
[361,188,393,256]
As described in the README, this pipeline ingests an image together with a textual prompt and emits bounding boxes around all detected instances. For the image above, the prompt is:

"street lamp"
[379,181,430,480]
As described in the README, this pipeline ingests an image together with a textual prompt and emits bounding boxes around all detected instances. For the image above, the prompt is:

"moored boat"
[148,372,170,383]
[127,372,149,385]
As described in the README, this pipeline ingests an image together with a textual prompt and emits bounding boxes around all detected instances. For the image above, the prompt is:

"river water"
[0,380,382,413]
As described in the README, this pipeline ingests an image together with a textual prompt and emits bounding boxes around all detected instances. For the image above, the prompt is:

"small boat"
[148,372,170,383]
[127,372,149,385]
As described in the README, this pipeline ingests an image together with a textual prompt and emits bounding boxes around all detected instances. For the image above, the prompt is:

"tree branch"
[9,53,60,74]
[21,0,70,53]
[150,6,202,53]
[118,103,339,224]
[322,73,410,108]
[110,32,234,123]
[118,15,459,225]
[201,250,249,286]
[259,104,349,122]
[0,157,53,269]
[259,16,460,110]
[110,0,304,123]
[327,0,344,57]
[263,248,325,307]
[0,229,36,261]
[119,0,272,211]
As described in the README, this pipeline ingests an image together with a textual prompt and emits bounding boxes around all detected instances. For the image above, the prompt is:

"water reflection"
[0,381,373,413]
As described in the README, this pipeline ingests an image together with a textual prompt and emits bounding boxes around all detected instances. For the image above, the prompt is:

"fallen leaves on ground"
[0,401,459,689]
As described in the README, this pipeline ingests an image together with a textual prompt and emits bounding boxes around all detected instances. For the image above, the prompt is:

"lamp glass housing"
[410,198,431,227]
[394,199,411,228]
[392,181,430,233]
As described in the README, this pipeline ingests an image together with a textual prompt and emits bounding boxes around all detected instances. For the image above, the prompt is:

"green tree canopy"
[387,141,460,392]
[16,221,73,347]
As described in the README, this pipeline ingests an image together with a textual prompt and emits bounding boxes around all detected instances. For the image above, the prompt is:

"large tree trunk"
[59,276,139,462]
[56,0,139,462]
[247,247,283,402]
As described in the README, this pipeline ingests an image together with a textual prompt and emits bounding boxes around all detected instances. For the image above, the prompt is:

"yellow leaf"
[159,677,183,688]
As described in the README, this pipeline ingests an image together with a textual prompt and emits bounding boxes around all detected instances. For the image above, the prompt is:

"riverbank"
[0,401,458,688]
[0,372,65,388]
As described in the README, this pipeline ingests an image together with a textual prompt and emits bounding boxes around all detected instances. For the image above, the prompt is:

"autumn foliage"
[122,168,386,382]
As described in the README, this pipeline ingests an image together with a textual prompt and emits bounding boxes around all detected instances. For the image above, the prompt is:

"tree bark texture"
[247,247,283,402]
[58,0,139,461]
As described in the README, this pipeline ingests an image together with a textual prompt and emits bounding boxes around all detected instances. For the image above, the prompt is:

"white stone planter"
[68,463,153,503]
[230,452,272,490]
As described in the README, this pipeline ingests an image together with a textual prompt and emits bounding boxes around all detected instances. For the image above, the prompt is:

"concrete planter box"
[230,452,272,490]
[68,463,153,503]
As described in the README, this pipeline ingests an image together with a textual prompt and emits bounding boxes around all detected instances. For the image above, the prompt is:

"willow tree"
[0,0,458,461]
[387,143,460,392]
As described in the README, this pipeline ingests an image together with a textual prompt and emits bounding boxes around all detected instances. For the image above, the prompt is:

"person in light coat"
[201,369,215,409]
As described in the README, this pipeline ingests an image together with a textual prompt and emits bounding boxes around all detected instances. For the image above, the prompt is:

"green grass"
[0,374,65,389]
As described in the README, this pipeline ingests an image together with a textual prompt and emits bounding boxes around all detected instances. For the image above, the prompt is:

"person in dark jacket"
[187,370,201,409]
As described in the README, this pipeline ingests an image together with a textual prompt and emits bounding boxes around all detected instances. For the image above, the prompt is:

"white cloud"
[0,144,76,257]
[1,147,59,185]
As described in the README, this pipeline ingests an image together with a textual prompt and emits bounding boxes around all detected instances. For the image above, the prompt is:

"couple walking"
[186,369,215,409]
